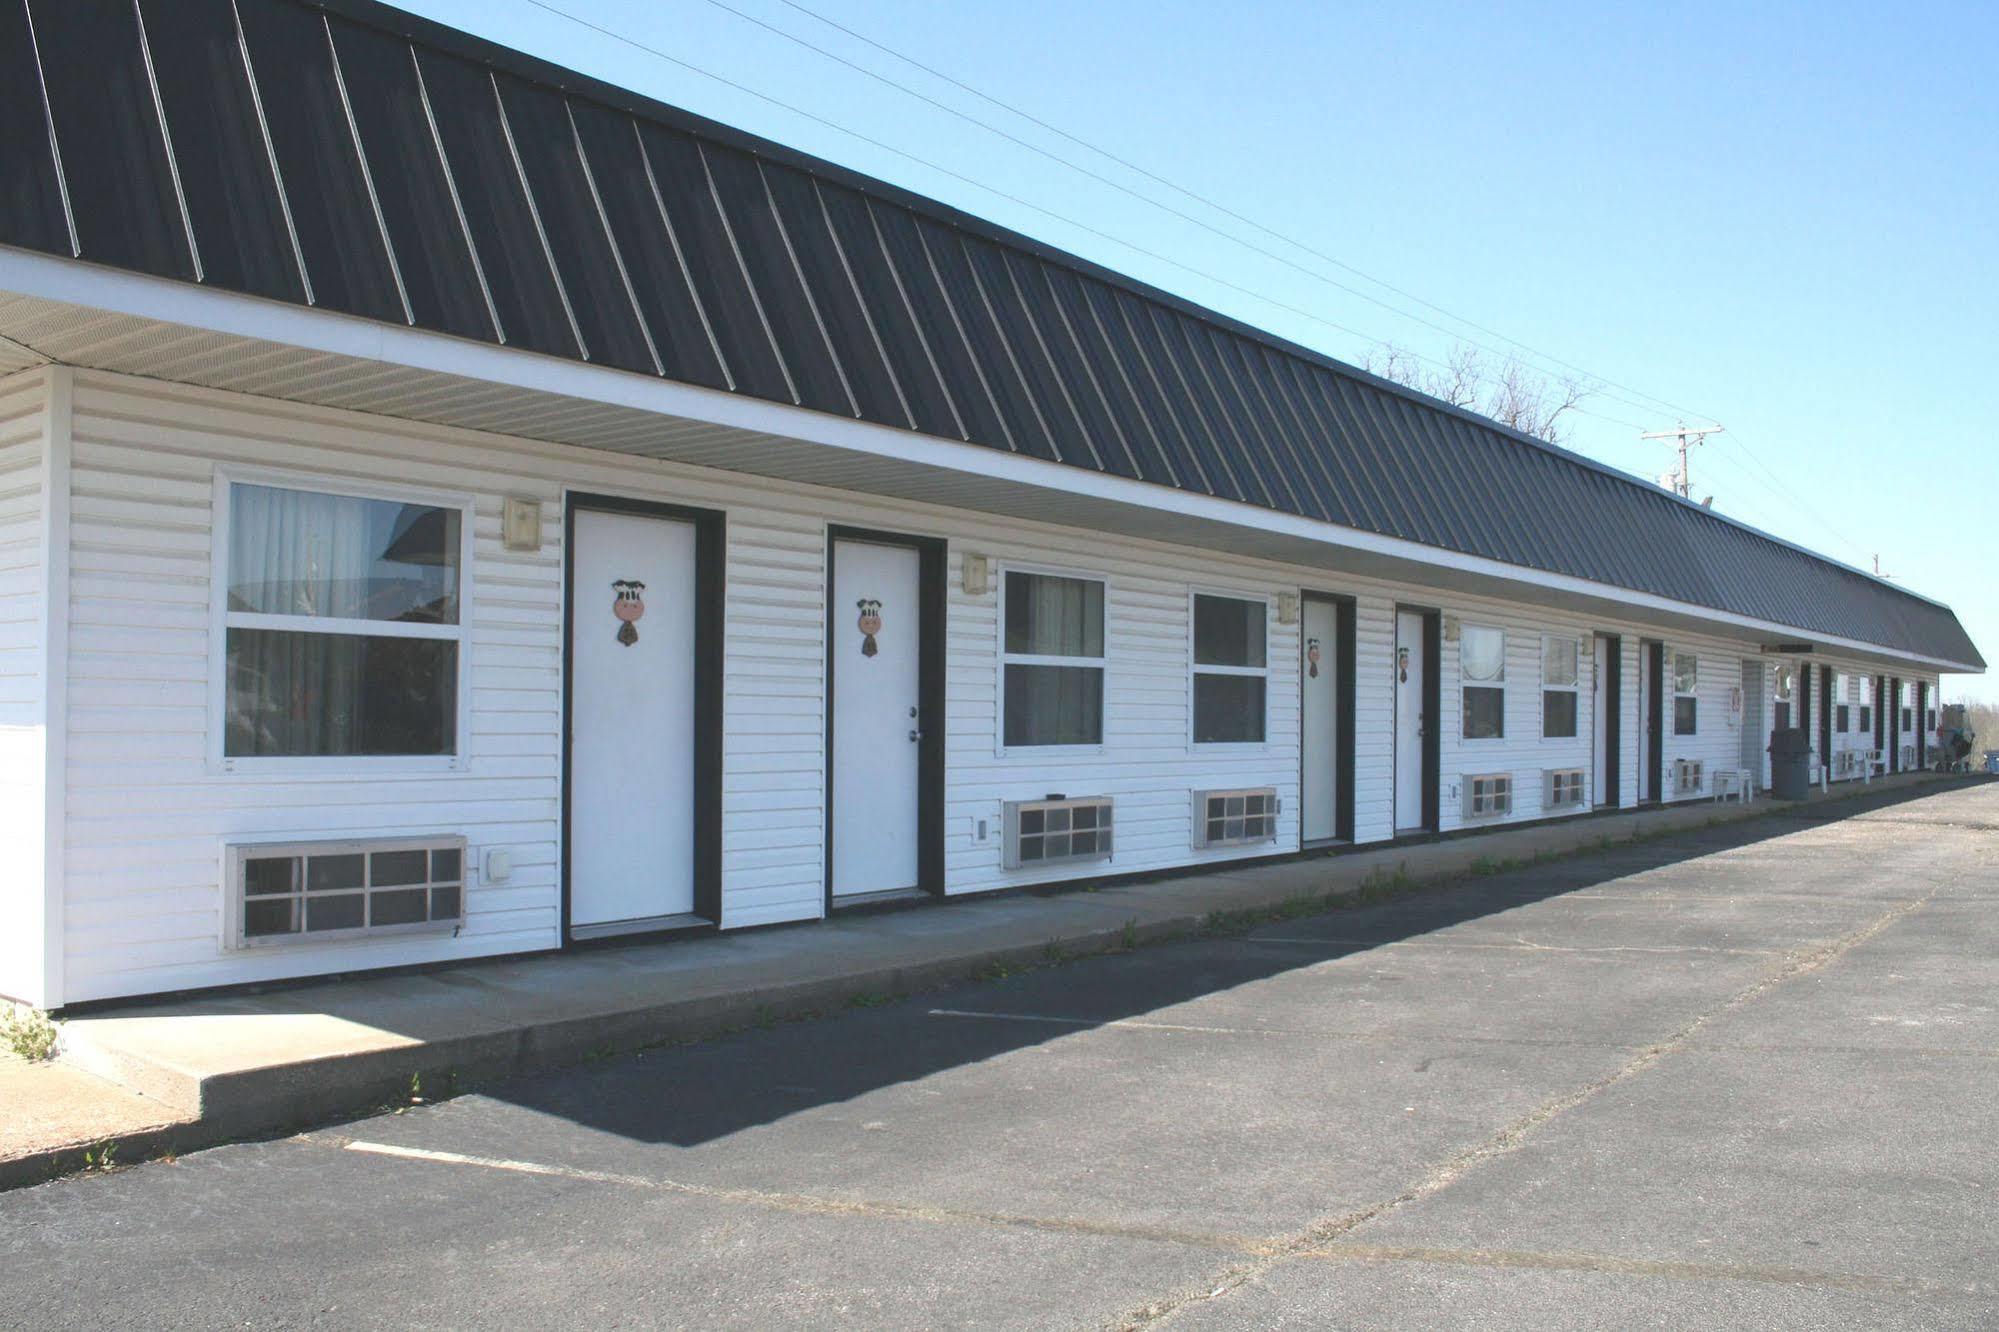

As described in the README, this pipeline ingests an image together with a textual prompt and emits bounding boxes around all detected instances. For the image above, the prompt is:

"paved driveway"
[5,782,1995,1329]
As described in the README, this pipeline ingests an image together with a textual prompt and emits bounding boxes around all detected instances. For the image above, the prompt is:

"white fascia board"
[0,245,1978,676]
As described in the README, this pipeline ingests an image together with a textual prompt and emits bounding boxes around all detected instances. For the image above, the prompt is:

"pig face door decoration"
[612,579,646,645]
[1306,636,1322,679]
[856,598,883,657]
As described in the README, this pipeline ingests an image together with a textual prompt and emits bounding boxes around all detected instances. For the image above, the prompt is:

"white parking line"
[345,1141,655,1188]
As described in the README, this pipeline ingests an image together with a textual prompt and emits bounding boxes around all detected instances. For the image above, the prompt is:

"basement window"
[1541,636,1579,739]
[1673,652,1698,735]
[1191,594,1268,744]
[219,478,469,769]
[1461,624,1505,740]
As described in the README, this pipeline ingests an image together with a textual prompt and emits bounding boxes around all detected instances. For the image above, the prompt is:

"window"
[1927,707,1937,731]
[1191,594,1267,744]
[1673,651,1698,735]
[231,836,465,947]
[1002,571,1105,748]
[1541,636,1579,739]
[222,480,466,764]
[1859,677,1873,733]
[1837,703,1851,731]
[1461,624,1505,739]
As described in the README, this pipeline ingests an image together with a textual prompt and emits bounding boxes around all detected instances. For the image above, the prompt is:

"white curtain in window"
[1461,626,1504,681]
[1008,573,1102,658]
[1543,638,1578,687]
[230,485,382,619]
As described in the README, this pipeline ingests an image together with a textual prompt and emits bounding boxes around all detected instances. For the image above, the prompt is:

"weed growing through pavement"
[81,1141,117,1173]
[1,1004,58,1062]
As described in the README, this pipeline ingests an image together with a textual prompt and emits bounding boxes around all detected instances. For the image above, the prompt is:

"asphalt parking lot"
[4,781,1994,1330]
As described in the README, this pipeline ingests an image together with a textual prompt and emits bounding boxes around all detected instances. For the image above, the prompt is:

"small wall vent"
[1003,796,1114,870]
[1192,788,1280,848]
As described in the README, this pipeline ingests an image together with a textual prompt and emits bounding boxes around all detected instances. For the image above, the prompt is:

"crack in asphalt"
[1295,1241,1966,1297]
[1114,883,1942,1329]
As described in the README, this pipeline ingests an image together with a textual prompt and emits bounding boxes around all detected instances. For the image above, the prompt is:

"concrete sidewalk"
[6,772,1958,1189]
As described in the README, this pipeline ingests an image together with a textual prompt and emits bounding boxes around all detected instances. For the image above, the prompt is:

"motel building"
[0,0,1982,1012]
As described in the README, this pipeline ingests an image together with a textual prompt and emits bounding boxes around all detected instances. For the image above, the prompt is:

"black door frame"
[1596,633,1622,807]
[1818,664,1834,780]
[1642,639,1665,803]
[1888,675,1901,772]
[1299,589,1358,844]
[1917,681,1929,767]
[561,491,726,943]
[1392,604,1441,833]
[824,526,947,910]
[1874,672,1887,757]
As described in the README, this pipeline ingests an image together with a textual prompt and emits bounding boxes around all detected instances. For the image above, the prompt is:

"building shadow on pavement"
[467,780,1975,1149]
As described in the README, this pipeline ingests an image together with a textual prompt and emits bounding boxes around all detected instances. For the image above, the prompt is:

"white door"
[1394,610,1426,832]
[1592,634,1611,806]
[831,539,922,899]
[1300,598,1339,842]
[569,508,698,931]
[1637,645,1655,801]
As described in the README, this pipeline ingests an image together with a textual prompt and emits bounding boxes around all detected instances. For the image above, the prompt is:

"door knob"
[908,729,923,742]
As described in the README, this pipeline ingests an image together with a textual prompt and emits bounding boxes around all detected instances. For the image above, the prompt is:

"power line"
[517,0,1867,559]
[768,0,1714,425]
[515,0,1639,427]
[692,0,1691,426]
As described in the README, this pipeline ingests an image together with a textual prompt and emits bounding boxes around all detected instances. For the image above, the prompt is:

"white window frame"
[1187,588,1272,750]
[1672,650,1698,736]
[994,562,1108,757]
[1540,634,1580,740]
[1460,622,1506,742]
[209,466,476,776]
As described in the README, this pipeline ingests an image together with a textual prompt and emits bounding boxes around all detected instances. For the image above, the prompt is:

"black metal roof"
[0,0,1979,667]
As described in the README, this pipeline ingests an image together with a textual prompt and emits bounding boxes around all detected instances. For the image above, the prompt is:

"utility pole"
[1641,422,1724,502]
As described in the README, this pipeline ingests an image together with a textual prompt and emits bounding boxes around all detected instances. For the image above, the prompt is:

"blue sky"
[405,0,1995,696]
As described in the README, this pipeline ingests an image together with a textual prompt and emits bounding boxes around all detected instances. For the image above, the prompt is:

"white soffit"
[0,275,1971,676]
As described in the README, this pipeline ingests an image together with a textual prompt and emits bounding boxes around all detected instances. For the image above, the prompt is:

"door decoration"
[1306,637,1322,679]
[612,579,646,645]
[856,598,883,657]
[1397,646,1410,683]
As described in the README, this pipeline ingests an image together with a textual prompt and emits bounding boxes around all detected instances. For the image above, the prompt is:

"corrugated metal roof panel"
[0,0,1979,668]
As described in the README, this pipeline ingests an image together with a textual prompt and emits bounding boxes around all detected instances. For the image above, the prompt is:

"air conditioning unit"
[1543,768,1586,811]
[1900,744,1916,769]
[1834,750,1863,779]
[1192,788,1280,848]
[1003,796,1114,870]
[1673,758,1704,795]
[226,835,466,949]
[1462,773,1512,820]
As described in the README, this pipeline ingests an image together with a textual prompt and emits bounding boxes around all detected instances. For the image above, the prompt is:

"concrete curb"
[14,773,1964,1191]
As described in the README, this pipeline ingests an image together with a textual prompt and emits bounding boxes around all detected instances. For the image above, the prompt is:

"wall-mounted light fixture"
[960,552,990,597]
[1274,592,1300,626]
[1442,615,1461,642]
[1579,636,1594,658]
[502,497,542,552]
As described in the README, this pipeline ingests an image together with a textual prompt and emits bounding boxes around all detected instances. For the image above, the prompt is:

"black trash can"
[1768,727,1812,800]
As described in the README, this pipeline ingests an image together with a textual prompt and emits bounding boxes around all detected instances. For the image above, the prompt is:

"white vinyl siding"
[42,367,1954,1004]
[0,370,49,1004]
